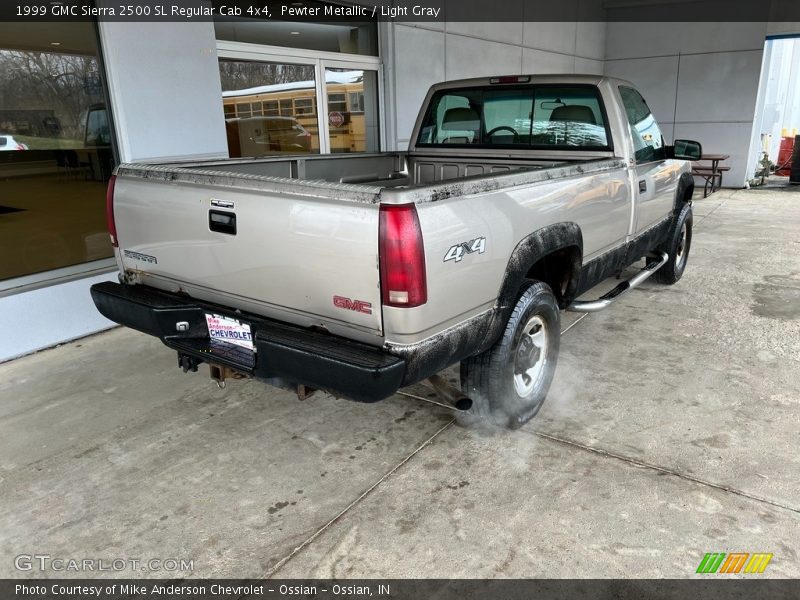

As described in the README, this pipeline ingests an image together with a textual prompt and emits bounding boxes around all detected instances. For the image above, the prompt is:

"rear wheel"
[655,204,693,284]
[460,281,560,429]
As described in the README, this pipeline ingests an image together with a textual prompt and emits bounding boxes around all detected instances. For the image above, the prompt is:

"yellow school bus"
[222,71,367,155]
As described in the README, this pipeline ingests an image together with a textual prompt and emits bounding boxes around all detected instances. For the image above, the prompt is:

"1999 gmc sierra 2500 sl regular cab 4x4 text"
[91,75,702,429]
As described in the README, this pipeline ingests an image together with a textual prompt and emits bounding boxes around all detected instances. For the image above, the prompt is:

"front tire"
[460,281,560,429]
[655,203,693,284]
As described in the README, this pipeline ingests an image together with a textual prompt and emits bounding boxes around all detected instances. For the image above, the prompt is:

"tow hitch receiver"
[209,364,246,389]
[178,353,199,373]
[568,251,669,312]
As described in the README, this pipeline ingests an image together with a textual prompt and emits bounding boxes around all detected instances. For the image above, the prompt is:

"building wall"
[385,10,607,149]
[98,20,229,162]
[0,20,231,362]
[604,22,768,187]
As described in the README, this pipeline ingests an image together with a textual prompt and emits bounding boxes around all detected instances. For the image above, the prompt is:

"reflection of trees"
[218,60,315,91]
[0,50,102,140]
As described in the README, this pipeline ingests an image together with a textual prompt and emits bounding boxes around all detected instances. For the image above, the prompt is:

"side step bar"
[568,251,669,313]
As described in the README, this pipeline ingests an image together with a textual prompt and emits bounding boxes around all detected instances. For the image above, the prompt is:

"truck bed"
[111,152,625,345]
[118,151,619,203]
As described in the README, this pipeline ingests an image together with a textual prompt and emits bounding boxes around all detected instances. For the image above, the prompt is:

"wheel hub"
[513,316,548,397]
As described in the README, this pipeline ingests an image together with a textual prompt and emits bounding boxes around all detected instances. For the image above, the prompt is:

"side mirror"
[673,139,702,161]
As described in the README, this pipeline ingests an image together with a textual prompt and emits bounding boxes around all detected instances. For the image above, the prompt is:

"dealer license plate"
[205,313,254,351]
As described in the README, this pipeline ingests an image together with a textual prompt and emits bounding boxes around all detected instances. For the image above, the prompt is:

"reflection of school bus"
[222,71,367,155]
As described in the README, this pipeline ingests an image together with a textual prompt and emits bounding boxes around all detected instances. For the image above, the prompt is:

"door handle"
[209,210,236,235]
[638,180,647,193]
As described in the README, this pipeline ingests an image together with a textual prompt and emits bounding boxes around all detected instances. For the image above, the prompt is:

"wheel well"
[524,245,582,308]
[682,183,694,202]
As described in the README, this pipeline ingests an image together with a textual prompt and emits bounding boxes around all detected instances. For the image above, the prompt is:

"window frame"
[216,40,384,155]
[414,83,615,153]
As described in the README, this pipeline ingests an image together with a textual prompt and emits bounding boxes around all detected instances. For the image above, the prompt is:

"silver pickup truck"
[91,75,701,428]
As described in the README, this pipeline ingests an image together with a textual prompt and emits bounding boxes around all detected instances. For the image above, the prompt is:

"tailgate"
[112,173,383,339]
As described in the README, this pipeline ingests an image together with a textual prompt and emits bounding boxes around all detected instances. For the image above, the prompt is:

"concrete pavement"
[0,188,798,578]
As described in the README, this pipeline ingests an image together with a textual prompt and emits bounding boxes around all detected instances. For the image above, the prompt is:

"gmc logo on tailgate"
[333,295,373,315]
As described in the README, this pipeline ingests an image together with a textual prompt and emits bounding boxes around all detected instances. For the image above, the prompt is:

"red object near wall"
[776,136,795,176]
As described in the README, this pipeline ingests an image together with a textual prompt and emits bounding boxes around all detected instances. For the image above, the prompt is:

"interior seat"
[549,105,597,124]
[441,107,480,143]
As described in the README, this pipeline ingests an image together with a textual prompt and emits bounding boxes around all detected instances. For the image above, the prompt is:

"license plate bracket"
[204,313,255,352]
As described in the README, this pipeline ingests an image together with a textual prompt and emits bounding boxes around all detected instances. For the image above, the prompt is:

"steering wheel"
[486,125,520,142]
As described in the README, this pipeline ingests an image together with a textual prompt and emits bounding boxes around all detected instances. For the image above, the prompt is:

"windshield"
[416,84,611,150]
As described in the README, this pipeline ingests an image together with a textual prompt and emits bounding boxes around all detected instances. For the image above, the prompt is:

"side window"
[619,86,666,164]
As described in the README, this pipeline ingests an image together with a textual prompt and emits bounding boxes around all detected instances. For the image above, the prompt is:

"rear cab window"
[416,84,612,150]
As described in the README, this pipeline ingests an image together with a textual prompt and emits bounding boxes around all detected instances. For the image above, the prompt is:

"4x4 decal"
[444,237,486,263]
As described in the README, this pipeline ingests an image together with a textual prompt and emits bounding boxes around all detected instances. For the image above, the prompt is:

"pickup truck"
[91,75,701,429]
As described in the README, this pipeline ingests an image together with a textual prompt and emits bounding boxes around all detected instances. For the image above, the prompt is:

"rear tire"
[460,281,560,429]
[655,203,693,285]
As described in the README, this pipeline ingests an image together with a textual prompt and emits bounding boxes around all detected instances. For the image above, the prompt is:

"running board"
[568,251,669,313]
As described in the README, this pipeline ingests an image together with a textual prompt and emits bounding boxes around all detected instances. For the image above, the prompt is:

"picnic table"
[692,153,730,197]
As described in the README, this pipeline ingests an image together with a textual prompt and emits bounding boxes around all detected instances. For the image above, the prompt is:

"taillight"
[106,174,118,247]
[379,204,427,308]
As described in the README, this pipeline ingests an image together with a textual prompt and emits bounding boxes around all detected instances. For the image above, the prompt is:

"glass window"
[263,100,279,116]
[325,68,380,153]
[236,102,252,118]
[294,98,314,116]
[619,86,666,164]
[0,22,116,282]
[327,93,348,113]
[349,92,365,113]
[417,85,610,149]
[219,59,319,157]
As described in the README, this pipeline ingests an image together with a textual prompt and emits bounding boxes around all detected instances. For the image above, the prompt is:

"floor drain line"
[533,430,800,515]
[259,418,456,583]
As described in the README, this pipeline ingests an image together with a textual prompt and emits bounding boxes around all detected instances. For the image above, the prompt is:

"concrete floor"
[1,188,798,579]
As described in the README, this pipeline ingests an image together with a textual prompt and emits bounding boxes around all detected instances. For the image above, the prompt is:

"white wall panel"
[522,48,576,74]
[576,22,606,60]
[392,25,445,145]
[447,21,524,46]
[98,20,228,162]
[523,22,578,56]
[604,55,680,124]
[606,22,766,60]
[444,34,523,81]
[675,51,763,123]
[673,122,755,187]
[575,57,604,75]
[604,22,768,187]
[0,273,117,362]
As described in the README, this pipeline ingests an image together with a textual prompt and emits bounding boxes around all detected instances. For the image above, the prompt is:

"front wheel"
[460,281,560,429]
[655,204,693,284]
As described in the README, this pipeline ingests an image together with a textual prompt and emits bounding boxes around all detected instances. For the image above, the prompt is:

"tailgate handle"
[209,210,236,235]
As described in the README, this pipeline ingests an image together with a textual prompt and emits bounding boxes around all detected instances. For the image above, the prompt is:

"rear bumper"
[90,281,405,403]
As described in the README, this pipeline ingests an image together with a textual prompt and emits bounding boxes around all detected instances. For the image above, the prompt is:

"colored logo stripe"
[719,553,749,573]
[697,553,726,573]
[696,552,773,574]
[744,553,773,573]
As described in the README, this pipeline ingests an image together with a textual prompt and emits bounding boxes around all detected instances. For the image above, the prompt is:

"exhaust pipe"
[428,374,473,411]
